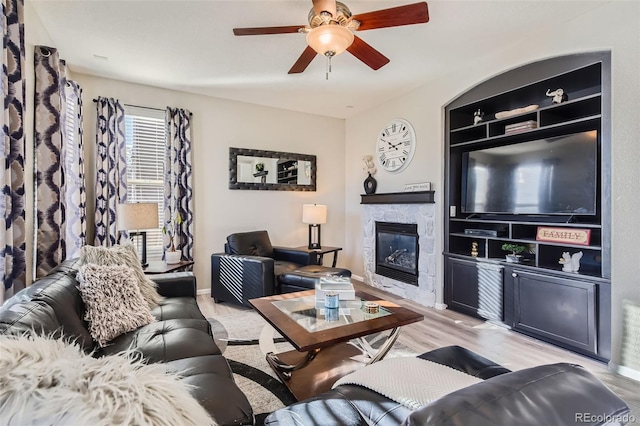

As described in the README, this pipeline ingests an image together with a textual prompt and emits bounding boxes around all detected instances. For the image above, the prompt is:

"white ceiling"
[30,0,605,119]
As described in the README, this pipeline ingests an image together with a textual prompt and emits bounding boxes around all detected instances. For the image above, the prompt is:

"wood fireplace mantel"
[360,191,435,205]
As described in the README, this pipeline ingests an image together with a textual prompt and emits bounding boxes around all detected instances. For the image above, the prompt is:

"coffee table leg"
[352,327,401,365]
[266,348,321,379]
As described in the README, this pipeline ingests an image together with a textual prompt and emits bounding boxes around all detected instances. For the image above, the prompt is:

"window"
[124,106,165,261]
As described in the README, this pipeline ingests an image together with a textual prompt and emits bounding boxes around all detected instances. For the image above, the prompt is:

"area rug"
[208,310,417,424]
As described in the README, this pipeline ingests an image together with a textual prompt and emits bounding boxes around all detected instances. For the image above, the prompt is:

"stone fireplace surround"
[362,199,436,308]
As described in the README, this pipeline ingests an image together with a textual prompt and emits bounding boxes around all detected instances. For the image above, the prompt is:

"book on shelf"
[505,120,538,134]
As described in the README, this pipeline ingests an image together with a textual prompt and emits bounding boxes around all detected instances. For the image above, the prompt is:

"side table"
[144,260,194,275]
[293,246,342,267]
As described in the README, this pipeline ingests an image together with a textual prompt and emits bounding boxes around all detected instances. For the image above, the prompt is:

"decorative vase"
[505,254,521,263]
[364,173,377,194]
[165,251,181,264]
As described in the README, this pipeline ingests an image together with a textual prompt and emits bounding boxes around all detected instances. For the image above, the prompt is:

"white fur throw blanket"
[332,357,482,410]
[0,335,216,426]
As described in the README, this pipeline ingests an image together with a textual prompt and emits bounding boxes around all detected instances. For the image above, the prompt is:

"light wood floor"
[197,281,640,418]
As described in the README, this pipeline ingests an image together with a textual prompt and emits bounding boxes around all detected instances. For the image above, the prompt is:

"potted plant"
[255,162,265,172]
[162,213,183,264]
[501,243,526,263]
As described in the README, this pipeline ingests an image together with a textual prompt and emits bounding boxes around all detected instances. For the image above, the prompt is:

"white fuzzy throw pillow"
[80,243,163,309]
[78,263,155,347]
[0,335,216,426]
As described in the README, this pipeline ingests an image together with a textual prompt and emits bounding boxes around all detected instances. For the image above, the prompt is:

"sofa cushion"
[99,319,221,363]
[227,230,274,258]
[78,263,156,347]
[0,300,62,338]
[418,345,511,379]
[80,243,163,309]
[165,355,254,426]
[1,273,95,351]
[151,296,207,322]
[401,363,631,426]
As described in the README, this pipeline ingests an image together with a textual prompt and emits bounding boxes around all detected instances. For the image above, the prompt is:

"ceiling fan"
[233,0,430,75]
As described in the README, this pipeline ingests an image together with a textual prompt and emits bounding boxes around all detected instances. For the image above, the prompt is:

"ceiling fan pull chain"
[326,54,330,80]
[325,52,334,80]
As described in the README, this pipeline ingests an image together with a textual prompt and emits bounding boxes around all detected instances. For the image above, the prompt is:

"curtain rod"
[124,103,164,112]
[91,99,192,116]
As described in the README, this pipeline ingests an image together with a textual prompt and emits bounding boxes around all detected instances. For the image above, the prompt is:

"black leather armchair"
[211,230,314,307]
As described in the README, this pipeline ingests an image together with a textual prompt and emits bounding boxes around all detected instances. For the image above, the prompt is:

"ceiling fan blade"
[288,46,318,74]
[312,0,337,18]
[233,26,304,36]
[352,2,429,31]
[347,35,390,70]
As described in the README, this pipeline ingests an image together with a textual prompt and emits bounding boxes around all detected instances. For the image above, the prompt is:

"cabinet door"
[447,257,503,321]
[512,270,597,354]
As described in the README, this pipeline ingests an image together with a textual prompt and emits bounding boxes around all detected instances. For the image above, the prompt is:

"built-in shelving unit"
[444,53,611,361]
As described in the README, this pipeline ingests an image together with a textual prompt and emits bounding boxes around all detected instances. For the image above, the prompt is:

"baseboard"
[435,303,448,310]
[197,288,211,296]
[610,362,640,382]
[351,274,364,282]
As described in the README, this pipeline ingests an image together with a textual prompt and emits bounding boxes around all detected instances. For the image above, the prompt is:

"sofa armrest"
[273,246,314,265]
[211,253,275,307]
[150,272,197,298]
[418,345,511,380]
[402,363,631,426]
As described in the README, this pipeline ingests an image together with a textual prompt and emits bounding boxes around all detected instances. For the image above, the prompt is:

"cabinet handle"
[512,273,518,278]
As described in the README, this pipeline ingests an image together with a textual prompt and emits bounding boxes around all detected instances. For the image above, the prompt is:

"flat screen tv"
[462,130,598,216]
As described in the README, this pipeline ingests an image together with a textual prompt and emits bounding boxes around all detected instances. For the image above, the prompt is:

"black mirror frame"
[228,147,317,191]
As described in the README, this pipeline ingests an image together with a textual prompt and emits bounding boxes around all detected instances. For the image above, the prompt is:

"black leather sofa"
[265,346,631,426]
[0,259,254,425]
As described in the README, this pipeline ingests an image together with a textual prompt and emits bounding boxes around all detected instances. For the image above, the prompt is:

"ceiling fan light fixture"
[306,25,354,56]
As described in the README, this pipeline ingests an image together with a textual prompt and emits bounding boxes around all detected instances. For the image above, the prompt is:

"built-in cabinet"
[444,53,611,361]
[447,257,503,322]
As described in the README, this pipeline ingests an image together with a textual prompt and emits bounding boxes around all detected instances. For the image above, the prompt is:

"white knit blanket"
[332,357,483,410]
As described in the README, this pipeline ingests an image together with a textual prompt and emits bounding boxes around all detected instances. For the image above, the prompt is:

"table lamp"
[302,204,327,250]
[117,202,159,267]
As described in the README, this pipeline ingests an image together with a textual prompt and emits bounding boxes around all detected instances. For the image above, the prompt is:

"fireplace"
[375,222,419,285]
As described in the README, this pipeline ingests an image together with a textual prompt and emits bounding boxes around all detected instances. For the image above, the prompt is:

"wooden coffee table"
[249,289,424,401]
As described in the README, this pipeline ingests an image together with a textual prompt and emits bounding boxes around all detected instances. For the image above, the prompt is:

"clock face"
[376,119,416,172]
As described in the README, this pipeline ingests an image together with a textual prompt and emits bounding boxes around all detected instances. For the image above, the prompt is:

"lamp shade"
[302,204,327,224]
[116,203,159,230]
[306,25,354,56]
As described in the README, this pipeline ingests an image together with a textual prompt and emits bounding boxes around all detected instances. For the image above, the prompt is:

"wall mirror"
[229,147,317,191]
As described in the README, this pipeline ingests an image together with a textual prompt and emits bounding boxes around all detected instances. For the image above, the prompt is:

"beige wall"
[343,1,640,372]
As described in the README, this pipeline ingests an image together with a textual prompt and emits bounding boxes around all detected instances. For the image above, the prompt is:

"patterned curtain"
[65,81,86,256]
[164,107,193,261]
[94,97,127,247]
[34,46,86,278]
[0,0,26,303]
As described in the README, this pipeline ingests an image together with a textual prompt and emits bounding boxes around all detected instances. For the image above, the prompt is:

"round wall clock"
[376,118,416,173]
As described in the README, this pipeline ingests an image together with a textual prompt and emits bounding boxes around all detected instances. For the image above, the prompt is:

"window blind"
[124,106,165,260]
